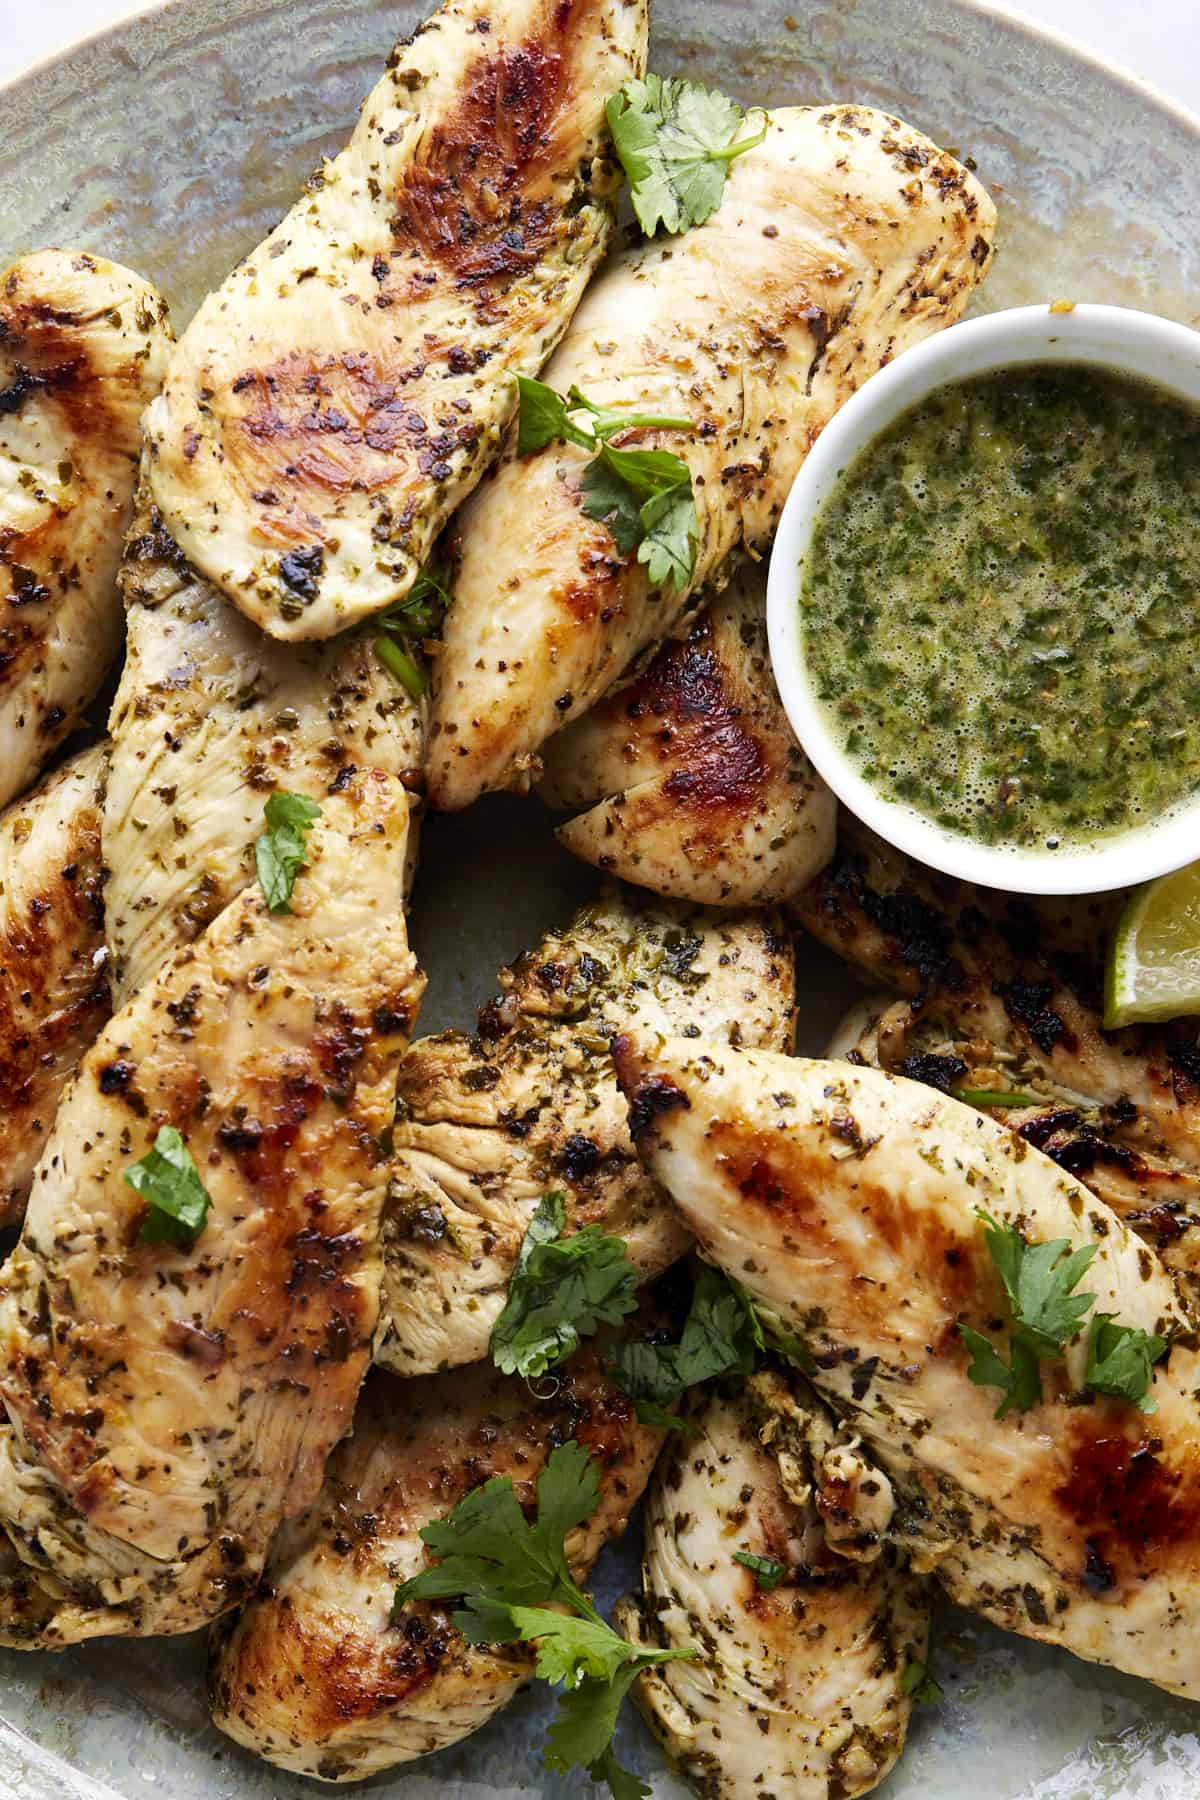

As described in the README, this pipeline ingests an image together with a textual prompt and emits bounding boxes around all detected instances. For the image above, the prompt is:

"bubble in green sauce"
[799,362,1200,851]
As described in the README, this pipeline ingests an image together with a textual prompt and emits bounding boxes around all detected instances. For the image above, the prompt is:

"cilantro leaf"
[395,1440,600,1616]
[636,478,700,590]
[1086,1313,1168,1413]
[606,74,767,238]
[391,1439,694,1800]
[975,1209,1097,1356]
[514,377,699,589]
[544,1664,644,1785]
[733,1551,786,1590]
[515,375,594,454]
[491,1192,639,1380]
[609,1265,761,1423]
[254,791,322,913]
[900,1646,943,1705]
[960,1323,1042,1418]
[579,456,645,556]
[125,1124,213,1249]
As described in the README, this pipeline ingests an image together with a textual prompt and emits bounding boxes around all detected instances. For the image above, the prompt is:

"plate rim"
[3,0,1199,147]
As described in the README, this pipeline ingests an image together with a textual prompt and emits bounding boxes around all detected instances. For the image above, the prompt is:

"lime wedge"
[1105,861,1200,1029]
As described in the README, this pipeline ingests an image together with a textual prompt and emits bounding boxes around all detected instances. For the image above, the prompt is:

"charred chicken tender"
[798,823,1200,1302]
[0,251,172,808]
[428,103,996,809]
[107,486,424,1002]
[144,0,648,642]
[209,1345,665,1781]
[375,885,796,1375]
[611,1031,1200,1700]
[617,1371,928,1799]
[0,775,423,1647]
[0,744,110,1227]
[540,564,836,905]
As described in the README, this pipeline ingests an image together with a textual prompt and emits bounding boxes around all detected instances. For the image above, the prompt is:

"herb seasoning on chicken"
[144,0,648,641]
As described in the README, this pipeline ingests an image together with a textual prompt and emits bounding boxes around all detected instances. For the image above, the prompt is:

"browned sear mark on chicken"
[390,2,583,285]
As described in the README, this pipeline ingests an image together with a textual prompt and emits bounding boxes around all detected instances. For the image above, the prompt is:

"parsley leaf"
[391,1442,693,1800]
[374,559,450,698]
[1086,1313,1168,1413]
[490,1191,639,1380]
[733,1551,786,1590]
[125,1124,213,1249]
[900,1645,943,1705]
[605,74,767,238]
[514,376,699,590]
[609,1265,761,1425]
[254,791,322,913]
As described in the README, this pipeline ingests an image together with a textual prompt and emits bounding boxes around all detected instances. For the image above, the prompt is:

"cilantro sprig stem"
[514,375,700,591]
[392,1441,695,1799]
[374,560,450,697]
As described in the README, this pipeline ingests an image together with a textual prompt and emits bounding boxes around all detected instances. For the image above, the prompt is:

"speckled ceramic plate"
[2,2,1200,1796]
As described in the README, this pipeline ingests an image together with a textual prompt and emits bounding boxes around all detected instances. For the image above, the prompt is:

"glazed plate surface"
[2,0,1199,1793]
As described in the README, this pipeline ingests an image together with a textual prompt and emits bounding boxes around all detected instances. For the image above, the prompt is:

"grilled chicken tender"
[540,565,835,905]
[375,887,795,1374]
[612,1033,1200,1699]
[616,1371,927,1799]
[0,252,171,808]
[428,103,995,809]
[106,492,423,1002]
[0,775,424,1647]
[797,826,1200,1301]
[0,745,110,1226]
[209,1343,664,1780]
[143,0,647,643]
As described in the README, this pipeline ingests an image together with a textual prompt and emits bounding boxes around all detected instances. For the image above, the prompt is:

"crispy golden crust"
[0,775,424,1646]
[0,252,171,806]
[144,0,647,641]
[541,566,835,905]
[428,104,996,808]
[209,1342,665,1780]
[0,745,110,1224]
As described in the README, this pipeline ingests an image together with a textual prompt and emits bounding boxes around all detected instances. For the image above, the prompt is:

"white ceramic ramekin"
[766,302,1200,895]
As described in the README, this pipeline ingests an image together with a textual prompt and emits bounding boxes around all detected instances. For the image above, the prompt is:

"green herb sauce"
[800,363,1200,850]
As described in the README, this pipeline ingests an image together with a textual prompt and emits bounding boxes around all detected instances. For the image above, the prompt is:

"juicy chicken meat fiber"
[376,886,795,1374]
[616,1371,927,1799]
[210,1344,665,1780]
[0,745,110,1226]
[539,564,835,905]
[107,491,423,1001]
[796,826,1200,1303]
[144,0,647,641]
[0,251,171,807]
[0,775,424,1646]
[428,103,995,808]
[612,1034,1200,1699]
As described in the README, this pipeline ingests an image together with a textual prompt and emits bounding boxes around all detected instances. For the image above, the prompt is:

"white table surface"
[2,0,1198,114]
